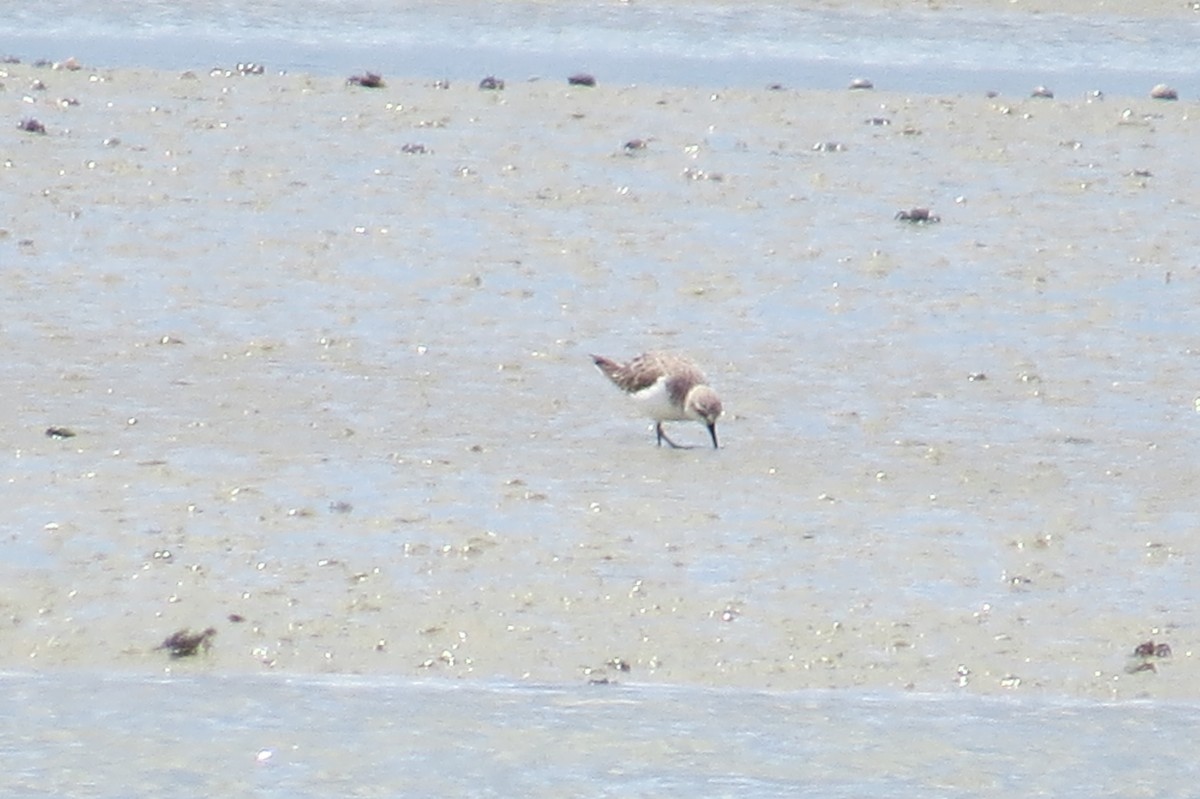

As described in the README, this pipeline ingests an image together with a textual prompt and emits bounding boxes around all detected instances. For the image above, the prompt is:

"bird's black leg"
[656,422,684,449]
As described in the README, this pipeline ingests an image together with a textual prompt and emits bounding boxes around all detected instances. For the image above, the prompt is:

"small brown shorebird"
[591,351,723,448]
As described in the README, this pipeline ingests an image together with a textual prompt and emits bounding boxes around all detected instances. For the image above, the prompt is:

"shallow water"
[3,672,1198,797]
[3,0,1199,94]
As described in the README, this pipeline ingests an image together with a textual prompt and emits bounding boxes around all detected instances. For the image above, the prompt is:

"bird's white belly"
[630,377,688,421]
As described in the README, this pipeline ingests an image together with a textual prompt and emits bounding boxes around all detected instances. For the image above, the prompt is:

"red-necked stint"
[592,351,723,448]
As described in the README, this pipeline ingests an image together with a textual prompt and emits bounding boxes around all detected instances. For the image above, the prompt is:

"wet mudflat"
[1,57,1198,703]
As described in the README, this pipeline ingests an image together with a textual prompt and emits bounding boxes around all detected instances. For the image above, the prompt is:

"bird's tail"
[591,354,622,383]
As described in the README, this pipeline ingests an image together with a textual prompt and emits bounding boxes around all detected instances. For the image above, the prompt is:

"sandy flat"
[2,53,1197,699]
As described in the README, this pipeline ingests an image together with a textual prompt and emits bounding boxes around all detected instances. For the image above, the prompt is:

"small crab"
[18,118,46,134]
[347,72,385,88]
[1133,640,1171,658]
[157,627,217,658]
[896,207,940,223]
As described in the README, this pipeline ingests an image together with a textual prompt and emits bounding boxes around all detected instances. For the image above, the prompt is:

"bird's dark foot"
[656,423,690,449]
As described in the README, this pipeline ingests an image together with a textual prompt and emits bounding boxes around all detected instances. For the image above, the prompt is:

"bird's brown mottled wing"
[593,353,666,394]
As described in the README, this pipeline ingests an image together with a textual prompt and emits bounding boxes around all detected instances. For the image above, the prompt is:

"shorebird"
[591,351,723,448]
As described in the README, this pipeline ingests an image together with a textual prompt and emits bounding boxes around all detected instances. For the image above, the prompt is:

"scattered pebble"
[478,75,505,91]
[1030,85,1054,98]
[622,138,649,152]
[1149,83,1178,100]
[567,73,596,87]
[45,426,75,438]
[236,62,265,75]
[400,142,428,154]
[682,166,723,181]
[848,77,874,90]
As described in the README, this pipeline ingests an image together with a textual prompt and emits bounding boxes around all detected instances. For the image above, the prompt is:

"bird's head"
[686,386,723,448]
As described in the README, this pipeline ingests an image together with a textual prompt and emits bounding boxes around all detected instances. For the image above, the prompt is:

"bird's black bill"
[708,422,719,449]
